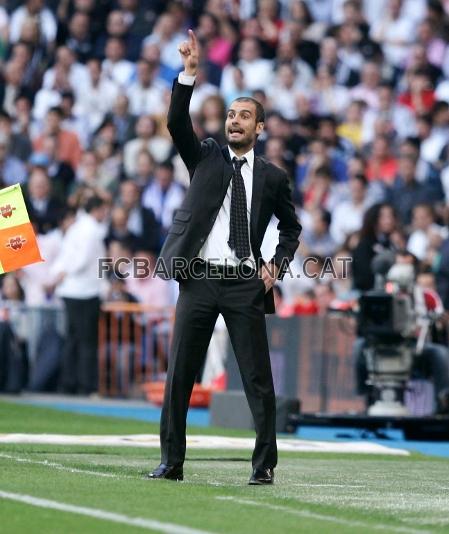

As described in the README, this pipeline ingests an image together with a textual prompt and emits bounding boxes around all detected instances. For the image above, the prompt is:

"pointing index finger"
[188,29,197,49]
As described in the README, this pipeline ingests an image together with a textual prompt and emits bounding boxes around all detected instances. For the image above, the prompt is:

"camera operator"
[353,250,449,414]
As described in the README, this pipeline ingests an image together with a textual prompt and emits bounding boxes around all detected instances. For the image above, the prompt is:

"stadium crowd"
[3,0,449,392]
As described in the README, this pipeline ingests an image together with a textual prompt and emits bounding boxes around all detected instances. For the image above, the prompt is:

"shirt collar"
[227,146,254,171]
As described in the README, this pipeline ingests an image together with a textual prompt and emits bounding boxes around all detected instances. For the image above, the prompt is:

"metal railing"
[98,302,175,397]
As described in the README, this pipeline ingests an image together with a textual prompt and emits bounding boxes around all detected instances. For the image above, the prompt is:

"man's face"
[225,100,263,150]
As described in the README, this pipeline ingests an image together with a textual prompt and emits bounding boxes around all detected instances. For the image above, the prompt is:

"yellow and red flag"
[0,183,43,274]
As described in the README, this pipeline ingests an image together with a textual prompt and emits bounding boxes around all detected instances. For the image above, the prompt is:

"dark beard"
[226,133,254,151]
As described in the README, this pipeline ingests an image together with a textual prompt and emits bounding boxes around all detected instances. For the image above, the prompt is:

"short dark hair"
[48,106,64,118]
[232,97,265,123]
[85,196,105,213]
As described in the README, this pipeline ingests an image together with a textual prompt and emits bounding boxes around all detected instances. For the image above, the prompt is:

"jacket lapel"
[221,145,233,197]
[250,156,266,241]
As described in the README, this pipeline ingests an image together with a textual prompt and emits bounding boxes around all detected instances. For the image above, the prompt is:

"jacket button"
[200,237,205,243]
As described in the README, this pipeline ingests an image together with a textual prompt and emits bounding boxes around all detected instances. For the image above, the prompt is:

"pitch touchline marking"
[291,483,366,488]
[215,497,430,534]
[0,491,216,534]
[0,453,134,480]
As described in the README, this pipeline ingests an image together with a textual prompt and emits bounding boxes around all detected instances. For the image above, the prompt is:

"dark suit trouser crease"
[160,271,277,470]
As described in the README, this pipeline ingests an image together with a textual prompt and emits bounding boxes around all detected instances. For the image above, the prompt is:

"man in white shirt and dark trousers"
[148,31,301,485]
[52,197,108,395]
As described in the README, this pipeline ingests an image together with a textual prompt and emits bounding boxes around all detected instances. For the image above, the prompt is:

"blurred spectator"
[331,173,374,245]
[350,61,381,110]
[94,9,142,62]
[365,134,398,184]
[74,58,119,135]
[64,11,93,63]
[362,82,417,144]
[126,58,166,116]
[310,65,350,117]
[131,149,155,188]
[125,249,172,308]
[398,69,436,115]
[302,208,337,257]
[42,45,89,96]
[220,37,273,94]
[25,166,64,234]
[0,109,32,162]
[370,0,415,69]
[143,13,184,78]
[105,205,138,250]
[9,0,57,48]
[266,62,305,121]
[104,94,136,145]
[60,90,90,147]
[36,135,75,201]
[51,196,108,395]
[21,207,76,306]
[352,202,399,291]
[142,160,185,234]
[102,36,135,88]
[337,100,365,148]
[0,131,27,186]
[407,203,447,263]
[123,115,171,176]
[198,94,226,145]
[118,180,161,252]
[388,153,441,226]
[196,11,233,69]
[0,61,26,117]
[33,106,82,170]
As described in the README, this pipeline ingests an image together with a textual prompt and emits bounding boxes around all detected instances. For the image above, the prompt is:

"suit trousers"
[61,296,100,395]
[160,263,277,470]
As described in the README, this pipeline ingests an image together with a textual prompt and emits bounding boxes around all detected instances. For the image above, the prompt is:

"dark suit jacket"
[25,196,65,235]
[159,80,302,313]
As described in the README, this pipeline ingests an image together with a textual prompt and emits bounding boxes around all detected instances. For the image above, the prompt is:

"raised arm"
[166,30,203,173]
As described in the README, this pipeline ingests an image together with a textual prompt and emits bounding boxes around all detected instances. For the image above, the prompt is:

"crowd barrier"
[98,302,175,397]
[98,303,364,412]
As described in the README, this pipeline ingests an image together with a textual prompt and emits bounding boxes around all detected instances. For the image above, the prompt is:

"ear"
[256,121,264,135]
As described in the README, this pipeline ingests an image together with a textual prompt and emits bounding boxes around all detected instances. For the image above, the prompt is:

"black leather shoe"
[146,463,183,481]
[248,468,274,485]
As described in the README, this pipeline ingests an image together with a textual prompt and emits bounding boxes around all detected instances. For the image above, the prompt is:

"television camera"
[357,251,440,416]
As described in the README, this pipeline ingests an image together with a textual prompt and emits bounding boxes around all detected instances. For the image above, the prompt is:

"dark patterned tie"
[228,156,250,259]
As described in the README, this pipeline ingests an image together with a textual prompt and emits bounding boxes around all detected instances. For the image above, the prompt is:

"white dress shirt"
[177,72,255,266]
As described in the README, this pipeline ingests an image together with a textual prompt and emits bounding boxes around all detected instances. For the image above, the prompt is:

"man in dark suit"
[148,30,301,485]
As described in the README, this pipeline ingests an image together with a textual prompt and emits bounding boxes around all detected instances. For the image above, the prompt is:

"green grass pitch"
[0,400,448,533]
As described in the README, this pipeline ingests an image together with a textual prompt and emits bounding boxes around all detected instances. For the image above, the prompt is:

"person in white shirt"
[142,160,185,232]
[331,173,374,245]
[51,197,108,395]
[266,63,309,121]
[102,37,135,89]
[126,58,166,116]
[370,0,416,68]
[407,203,448,261]
[42,46,90,98]
[123,115,172,176]
[74,58,119,136]
[9,0,56,46]
[220,37,273,95]
[142,13,185,72]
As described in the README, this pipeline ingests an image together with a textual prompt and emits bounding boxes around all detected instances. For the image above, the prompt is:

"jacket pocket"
[168,222,186,235]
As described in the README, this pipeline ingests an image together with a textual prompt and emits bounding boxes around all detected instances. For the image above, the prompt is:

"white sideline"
[0,490,216,534]
[0,453,133,479]
[215,497,430,534]
[0,433,410,456]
